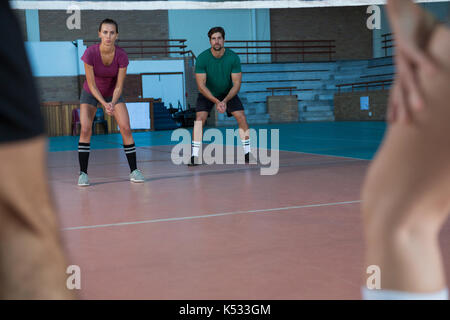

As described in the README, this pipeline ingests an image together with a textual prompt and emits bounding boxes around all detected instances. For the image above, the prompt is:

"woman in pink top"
[77,18,144,186]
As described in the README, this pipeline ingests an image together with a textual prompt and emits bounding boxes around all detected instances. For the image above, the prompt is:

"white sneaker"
[78,172,89,186]
[130,169,144,183]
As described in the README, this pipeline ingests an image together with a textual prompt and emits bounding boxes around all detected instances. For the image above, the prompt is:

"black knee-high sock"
[124,143,137,172]
[78,142,90,174]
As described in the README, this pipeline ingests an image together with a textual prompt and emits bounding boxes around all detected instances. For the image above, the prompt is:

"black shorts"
[196,93,244,117]
[0,2,44,143]
[80,89,125,107]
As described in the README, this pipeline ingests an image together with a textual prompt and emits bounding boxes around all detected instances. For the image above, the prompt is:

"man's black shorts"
[0,2,44,143]
[196,93,244,117]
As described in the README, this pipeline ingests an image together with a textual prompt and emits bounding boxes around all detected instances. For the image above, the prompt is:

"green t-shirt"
[195,48,242,97]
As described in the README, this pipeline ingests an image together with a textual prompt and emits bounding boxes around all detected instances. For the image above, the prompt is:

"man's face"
[209,32,224,51]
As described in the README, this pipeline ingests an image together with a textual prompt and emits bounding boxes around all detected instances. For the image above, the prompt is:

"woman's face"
[98,23,118,47]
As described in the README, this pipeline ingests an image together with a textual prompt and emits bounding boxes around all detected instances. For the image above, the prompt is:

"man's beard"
[213,45,222,51]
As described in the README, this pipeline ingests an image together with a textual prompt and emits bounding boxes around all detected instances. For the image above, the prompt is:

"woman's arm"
[111,67,127,106]
[84,63,108,107]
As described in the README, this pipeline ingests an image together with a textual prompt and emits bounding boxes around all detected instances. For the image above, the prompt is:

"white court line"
[281,149,371,161]
[62,200,361,231]
[10,0,446,10]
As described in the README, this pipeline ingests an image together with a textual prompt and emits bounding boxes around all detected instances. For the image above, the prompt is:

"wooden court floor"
[47,122,450,299]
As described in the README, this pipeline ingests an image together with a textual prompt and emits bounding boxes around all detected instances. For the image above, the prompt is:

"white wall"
[168,9,270,62]
[127,59,185,75]
[25,41,79,76]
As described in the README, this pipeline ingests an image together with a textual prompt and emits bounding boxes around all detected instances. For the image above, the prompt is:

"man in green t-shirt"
[189,26,252,166]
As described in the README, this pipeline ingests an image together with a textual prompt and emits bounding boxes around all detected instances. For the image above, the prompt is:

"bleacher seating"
[222,56,395,124]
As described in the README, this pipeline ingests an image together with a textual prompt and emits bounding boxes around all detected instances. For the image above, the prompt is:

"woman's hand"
[104,102,115,116]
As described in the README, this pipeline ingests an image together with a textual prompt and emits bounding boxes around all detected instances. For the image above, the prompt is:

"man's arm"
[0,1,75,299]
[195,73,220,105]
[222,72,242,104]
[0,136,75,299]
[195,73,226,113]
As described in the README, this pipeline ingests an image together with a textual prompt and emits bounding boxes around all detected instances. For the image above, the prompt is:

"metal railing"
[83,39,335,62]
[225,39,336,63]
[381,33,394,57]
[336,79,393,93]
[83,39,196,59]
[267,86,297,95]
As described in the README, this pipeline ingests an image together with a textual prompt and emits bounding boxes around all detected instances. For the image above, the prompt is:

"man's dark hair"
[99,18,118,33]
[208,26,225,39]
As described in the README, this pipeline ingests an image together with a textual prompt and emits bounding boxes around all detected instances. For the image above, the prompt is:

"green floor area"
[48,121,387,160]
